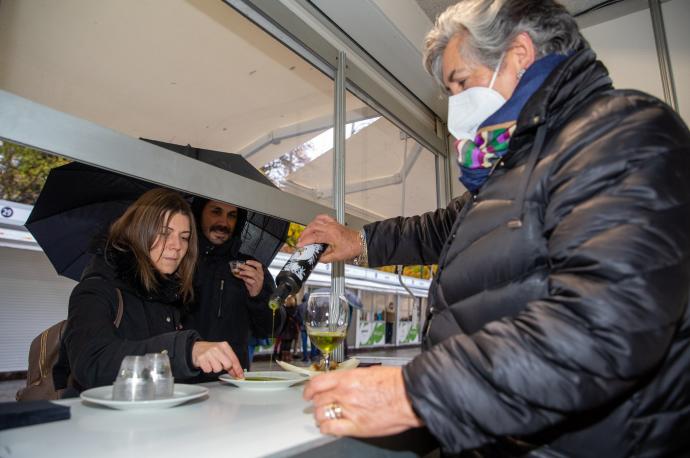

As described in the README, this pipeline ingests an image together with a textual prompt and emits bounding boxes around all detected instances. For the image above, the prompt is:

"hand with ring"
[304,366,422,437]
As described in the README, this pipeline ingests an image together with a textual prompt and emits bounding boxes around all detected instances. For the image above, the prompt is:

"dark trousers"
[300,329,309,360]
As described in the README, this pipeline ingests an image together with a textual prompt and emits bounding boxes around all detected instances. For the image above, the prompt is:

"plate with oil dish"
[219,371,308,390]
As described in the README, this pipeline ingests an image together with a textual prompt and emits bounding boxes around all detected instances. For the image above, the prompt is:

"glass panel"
[0,1,334,209]
[663,0,690,124]
[581,8,663,100]
[340,94,438,222]
[396,295,421,345]
[333,93,437,335]
[356,290,395,347]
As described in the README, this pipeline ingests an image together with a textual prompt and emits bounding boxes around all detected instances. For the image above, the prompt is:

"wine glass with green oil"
[305,291,349,373]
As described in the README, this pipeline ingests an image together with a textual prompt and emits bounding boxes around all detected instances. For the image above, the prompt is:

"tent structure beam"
[237,107,378,159]
[0,90,370,230]
[302,143,423,200]
[318,174,401,199]
[401,143,423,178]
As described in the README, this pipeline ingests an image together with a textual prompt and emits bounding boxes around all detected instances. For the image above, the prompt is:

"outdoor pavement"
[0,345,421,402]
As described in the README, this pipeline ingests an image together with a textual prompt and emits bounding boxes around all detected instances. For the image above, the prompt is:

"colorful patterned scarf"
[456,53,568,192]
[455,121,517,183]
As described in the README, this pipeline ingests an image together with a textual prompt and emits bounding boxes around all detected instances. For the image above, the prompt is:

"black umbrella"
[142,139,274,188]
[25,162,154,280]
[142,139,290,269]
[27,147,289,281]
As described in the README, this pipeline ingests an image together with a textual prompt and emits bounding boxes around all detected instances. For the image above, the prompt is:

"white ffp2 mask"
[447,55,506,141]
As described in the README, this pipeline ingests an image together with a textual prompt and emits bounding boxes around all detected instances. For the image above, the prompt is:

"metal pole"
[649,0,679,112]
[436,117,450,208]
[401,133,408,217]
[331,50,346,363]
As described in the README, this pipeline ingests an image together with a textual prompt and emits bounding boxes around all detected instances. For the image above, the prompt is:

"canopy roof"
[0,0,438,222]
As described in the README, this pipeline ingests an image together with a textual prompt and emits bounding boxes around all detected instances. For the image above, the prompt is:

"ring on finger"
[324,403,344,420]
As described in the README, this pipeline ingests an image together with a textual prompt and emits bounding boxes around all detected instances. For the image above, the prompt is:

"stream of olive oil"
[268,299,279,370]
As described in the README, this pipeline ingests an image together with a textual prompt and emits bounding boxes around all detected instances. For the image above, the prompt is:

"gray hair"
[423,0,584,90]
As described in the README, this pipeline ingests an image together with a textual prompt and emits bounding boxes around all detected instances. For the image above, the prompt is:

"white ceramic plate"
[219,371,307,390]
[80,383,208,410]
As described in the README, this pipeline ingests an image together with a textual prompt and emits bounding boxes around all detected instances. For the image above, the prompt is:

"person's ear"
[507,32,536,77]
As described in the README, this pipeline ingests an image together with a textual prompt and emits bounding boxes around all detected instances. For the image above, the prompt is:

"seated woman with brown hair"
[61,188,244,393]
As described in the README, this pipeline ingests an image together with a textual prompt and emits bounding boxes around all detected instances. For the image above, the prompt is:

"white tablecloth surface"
[0,381,334,458]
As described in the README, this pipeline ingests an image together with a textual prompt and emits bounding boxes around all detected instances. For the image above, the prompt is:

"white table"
[0,382,335,458]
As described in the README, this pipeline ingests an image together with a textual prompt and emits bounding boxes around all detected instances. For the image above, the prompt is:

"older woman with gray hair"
[301,0,690,456]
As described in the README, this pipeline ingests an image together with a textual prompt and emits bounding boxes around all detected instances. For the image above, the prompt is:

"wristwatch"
[352,229,368,267]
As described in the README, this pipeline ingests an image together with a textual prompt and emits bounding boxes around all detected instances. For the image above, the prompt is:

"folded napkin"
[0,400,71,430]
[276,357,359,377]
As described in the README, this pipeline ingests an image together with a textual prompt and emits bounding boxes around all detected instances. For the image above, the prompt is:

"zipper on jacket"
[217,279,225,318]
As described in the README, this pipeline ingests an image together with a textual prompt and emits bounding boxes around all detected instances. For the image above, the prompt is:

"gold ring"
[324,403,344,420]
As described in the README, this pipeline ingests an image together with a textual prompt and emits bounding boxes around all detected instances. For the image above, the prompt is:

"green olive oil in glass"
[305,293,349,372]
[307,330,346,354]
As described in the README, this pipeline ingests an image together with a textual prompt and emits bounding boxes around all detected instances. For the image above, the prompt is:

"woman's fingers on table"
[192,341,244,378]
[218,342,244,378]
[210,358,223,373]
[227,363,244,379]
[199,360,212,373]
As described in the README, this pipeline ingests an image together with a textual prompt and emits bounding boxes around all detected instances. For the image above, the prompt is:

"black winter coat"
[366,48,690,456]
[62,249,201,392]
[182,234,278,371]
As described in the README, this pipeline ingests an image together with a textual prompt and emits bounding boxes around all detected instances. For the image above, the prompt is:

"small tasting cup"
[229,260,245,276]
[112,355,155,401]
[146,352,174,399]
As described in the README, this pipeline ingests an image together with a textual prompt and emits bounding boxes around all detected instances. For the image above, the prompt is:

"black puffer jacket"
[366,48,690,456]
[62,248,201,392]
[182,234,278,371]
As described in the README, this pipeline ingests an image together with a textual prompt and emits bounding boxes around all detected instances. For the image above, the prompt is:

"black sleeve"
[365,195,468,267]
[63,279,201,390]
[402,97,690,452]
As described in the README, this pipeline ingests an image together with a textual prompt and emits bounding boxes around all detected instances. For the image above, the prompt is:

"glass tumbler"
[112,355,155,401]
[146,352,174,399]
[228,259,245,277]
[229,260,245,277]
